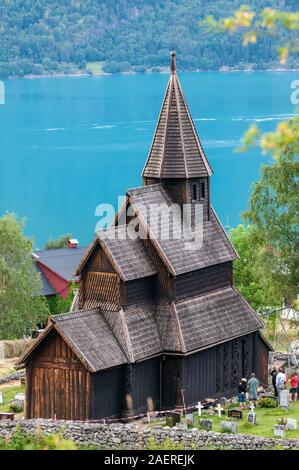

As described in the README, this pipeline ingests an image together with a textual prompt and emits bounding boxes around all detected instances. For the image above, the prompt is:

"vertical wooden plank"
[86,372,92,419]
[65,368,70,419]
[25,364,32,419]
[69,369,74,420]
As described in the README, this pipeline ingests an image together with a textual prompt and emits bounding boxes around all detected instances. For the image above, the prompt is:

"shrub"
[9,400,23,413]
[0,426,77,450]
[257,397,277,408]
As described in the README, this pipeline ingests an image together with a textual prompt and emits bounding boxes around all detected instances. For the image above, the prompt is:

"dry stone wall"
[0,420,299,450]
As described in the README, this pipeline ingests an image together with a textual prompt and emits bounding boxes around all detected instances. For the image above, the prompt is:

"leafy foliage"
[0,214,49,339]
[231,125,299,310]
[0,0,297,78]
[204,4,299,64]
[244,138,299,306]
[257,397,278,408]
[215,5,299,310]
[229,224,282,311]
[0,426,77,450]
[44,233,72,250]
[46,283,76,315]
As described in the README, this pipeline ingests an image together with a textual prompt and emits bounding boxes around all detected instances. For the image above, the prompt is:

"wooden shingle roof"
[173,287,264,353]
[103,305,162,363]
[142,51,213,179]
[75,226,157,281]
[98,226,157,281]
[52,310,128,371]
[128,184,238,276]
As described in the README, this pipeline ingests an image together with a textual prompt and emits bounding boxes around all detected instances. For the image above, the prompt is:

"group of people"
[271,366,299,401]
[238,373,260,409]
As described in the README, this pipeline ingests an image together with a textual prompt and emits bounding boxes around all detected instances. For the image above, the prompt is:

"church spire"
[142,51,213,180]
[170,50,176,74]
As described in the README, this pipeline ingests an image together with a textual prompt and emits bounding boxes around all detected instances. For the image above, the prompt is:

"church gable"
[127,184,238,276]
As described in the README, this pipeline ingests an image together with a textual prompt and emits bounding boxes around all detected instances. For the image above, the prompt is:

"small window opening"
[192,184,197,201]
[200,182,205,200]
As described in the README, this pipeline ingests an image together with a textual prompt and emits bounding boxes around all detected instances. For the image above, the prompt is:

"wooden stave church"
[17,51,271,421]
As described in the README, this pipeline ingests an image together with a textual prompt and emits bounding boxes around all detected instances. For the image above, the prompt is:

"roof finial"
[170,50,176,74]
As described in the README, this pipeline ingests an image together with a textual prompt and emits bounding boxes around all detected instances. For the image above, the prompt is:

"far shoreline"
[3,67,299,81]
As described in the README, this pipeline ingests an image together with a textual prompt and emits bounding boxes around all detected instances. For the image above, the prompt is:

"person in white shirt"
[276,368,286,400]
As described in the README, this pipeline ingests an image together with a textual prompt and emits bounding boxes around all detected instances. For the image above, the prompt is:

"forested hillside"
[0,0,298,77]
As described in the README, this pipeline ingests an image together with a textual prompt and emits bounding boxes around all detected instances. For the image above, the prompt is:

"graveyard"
[147,398,299,440]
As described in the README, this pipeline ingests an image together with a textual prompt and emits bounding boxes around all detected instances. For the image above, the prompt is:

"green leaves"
[203,5,299,65]
[0,213,49,339]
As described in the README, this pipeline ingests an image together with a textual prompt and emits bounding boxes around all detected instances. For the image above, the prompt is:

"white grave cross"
[216,403,224,418]
[197,402,204,416]
[249,403,255,413]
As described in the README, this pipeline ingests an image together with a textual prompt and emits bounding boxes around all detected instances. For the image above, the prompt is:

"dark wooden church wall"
[163,179,187,207]
[176,333,261,406]
[142,237,174,300]
[92,367,123,419]
[26,330,92,420]
[181,348,217,404]
[79,271,122,311]
[123,275,157,307]
[253,333,270,386]
[161,356,179,408]
[131,358,161,413]
[84,243,115,273]
[174,262,232,300]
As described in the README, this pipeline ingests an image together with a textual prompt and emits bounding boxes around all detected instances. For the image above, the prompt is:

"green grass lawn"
[193,402,299,439]
[0,383,25,416]
[86,61,105,75]
[152,401,299,440]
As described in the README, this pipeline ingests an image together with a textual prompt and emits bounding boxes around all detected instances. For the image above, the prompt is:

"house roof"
[75,226,157,281]
[142,51,213,179]
[34,263,56,296]
[16,310,128,372]
[52,310,127,371]
[98,226,157,281]
[127,184,238,276]
[173,287,264,353]
[17,286,265,372]
[34,247,87,281]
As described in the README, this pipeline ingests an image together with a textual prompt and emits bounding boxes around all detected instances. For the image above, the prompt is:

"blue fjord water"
[0,72,297,247]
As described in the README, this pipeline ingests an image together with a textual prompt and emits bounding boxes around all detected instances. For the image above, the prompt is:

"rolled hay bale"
[1,338,35,359]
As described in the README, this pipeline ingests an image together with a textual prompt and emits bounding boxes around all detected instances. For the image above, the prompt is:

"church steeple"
[142,51,213,181]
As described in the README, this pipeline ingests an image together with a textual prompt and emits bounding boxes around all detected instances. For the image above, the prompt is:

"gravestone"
[228,409,243,419]
[286,418,297,430]
[165,412,181,427]
[185,414,194,426]
[247,412,257,425]
[199,419,212,432]
[219,397,228,406]
[177,421,188,431]
[15,393,25,401]
[274,424,285,438]
[0,391,3,404]
[220,421,237,433]
[0,412,14,421]
[279,389,289,408]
